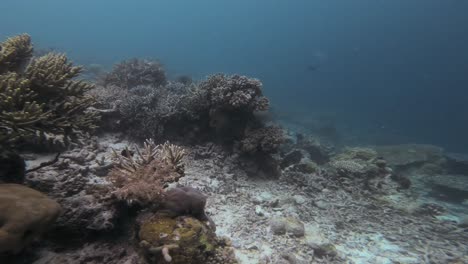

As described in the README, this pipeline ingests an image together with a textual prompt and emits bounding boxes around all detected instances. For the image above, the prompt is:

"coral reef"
[138,213,236,264]
[0,184,61,254]
[200,73,269,112]
[328,147,395,193]
[108,139,186,205]
[104,58,166,89]
[0,34,99,149]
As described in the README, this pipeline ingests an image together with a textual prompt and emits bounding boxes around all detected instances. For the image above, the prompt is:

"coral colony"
[1,34,467,264]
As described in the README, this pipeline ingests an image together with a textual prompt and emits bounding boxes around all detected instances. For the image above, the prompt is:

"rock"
[25,147,120,236]
[270,218,287,235]
[253,191,274,204]
[375,144,444,168]
[31,242,140,264]
[293,195,307,205]
[286,218,305,237]
[270,217,305,237]
[314,200,328,210]
[255,205,267,216]
[0,184,61,253]
[458,216,468,228]
[307,242,337,258]
[445,153,468,175]
[427,174,468,203]
[0,148,25,183]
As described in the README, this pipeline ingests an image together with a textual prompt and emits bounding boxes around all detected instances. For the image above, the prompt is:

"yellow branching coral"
[25,53,93,100]
[0,34,33,74]
[0,34,99,148]
[159,141,186,174]
[109,139,186,205]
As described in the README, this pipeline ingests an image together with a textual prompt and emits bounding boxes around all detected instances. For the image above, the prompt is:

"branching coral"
[0,34,99,149]
[108,139,186,205]
[104,58,167,89]
[239,126,284,154]
[0,34,33,74]
[200,74,269,112]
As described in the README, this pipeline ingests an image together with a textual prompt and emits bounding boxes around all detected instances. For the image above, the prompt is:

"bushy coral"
[108,139,186,205]
[104,58,166,89]
[93,70,283,177]
[0,34,33,74]
[200,74,269,112]
[0,34,99,149]
[239,126,284,154]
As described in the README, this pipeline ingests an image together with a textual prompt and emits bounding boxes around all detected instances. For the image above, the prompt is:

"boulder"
[270,217,305,237]
[0,184,61,253]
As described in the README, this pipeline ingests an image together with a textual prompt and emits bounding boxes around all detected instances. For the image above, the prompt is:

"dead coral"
[104,58,167,89]
[108,139,186,205]
[328,147,395,193]
[0,34,99,149]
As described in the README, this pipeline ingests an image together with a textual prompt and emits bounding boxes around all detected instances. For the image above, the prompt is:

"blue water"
[2,0,468,151]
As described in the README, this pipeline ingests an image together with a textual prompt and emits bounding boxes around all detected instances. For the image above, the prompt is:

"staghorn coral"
[0,34,99,149]
[108,139,186,205]
[0,34,33,74]
[104,58,167,89]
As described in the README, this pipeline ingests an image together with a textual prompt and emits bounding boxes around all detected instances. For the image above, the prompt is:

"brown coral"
[0,34,99,148]
[108,139,186,205]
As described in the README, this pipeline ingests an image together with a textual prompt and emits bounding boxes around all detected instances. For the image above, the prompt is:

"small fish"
[306,64,319,72]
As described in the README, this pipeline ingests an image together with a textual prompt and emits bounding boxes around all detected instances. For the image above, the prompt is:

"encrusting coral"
[138,213,237,264]
[108,139,186,205]
[0,34,99,149]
